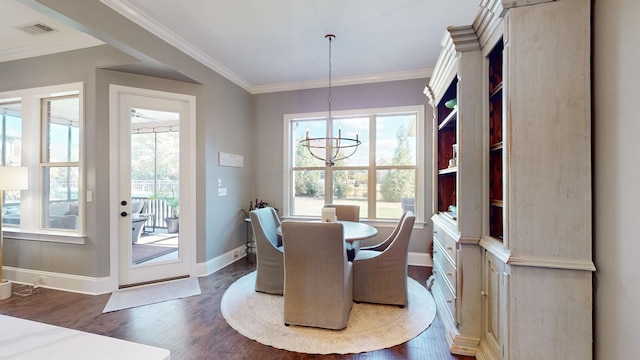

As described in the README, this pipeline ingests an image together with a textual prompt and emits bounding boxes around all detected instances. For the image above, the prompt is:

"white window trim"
[0,82,86,243]
[282,105,425,223]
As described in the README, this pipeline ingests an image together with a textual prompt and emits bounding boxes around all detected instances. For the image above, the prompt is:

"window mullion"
[325,116,333,202]
[368,114,376,219]
[287,106,421,220]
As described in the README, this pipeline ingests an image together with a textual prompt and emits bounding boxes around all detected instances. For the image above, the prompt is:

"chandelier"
[300,34,361,166]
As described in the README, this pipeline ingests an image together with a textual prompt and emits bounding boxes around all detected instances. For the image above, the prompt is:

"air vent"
[16,22,58,35]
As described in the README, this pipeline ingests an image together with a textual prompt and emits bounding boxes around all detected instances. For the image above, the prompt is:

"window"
[0,101,23,225]
[0,83,84,238]
[285,106,424,221]
[41,95,80,231]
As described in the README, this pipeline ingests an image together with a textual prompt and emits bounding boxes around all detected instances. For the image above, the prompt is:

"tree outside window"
[287,106,421,221]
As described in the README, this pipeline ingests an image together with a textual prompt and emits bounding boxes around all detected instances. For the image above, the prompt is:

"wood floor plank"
[0,261,475,360]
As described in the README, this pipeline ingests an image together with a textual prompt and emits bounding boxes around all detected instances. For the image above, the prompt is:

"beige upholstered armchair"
[249,207,284,295]
[281,221,353,330]
[352,211,415,307]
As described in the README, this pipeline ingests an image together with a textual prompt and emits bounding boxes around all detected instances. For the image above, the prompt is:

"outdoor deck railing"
[132,196,174,231]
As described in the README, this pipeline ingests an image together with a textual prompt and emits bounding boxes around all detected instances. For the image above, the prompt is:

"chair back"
[383,211,415,259]
[282,221,348,276]
[362,210,409,252]
[324,204,360,222]
[281,221,353,329]
[249,207,284,294]
[250,207,281,248]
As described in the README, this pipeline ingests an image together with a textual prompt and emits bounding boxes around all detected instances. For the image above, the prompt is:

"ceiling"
[1,0,480,93]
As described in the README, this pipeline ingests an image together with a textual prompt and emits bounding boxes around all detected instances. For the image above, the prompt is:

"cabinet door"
[483,251,506,358]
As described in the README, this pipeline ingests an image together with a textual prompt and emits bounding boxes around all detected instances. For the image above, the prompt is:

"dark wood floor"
[0,259,475,360]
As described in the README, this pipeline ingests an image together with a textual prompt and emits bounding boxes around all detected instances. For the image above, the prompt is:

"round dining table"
[276,220,377,242]
[277,220,377,261]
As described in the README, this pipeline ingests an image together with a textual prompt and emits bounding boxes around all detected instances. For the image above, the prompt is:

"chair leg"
[346,248,356,261]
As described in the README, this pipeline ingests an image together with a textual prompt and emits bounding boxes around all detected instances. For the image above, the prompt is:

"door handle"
[121,200,129,217]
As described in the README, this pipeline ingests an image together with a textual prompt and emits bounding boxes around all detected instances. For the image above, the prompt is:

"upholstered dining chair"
[324,204,360,260]
[324,204,360,222]
[281,221,353,330]
[352,211,415,307]
[360,211,409,252]
[249,207,284,295]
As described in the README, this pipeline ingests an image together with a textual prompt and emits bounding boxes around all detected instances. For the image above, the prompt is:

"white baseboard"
[4,267,113,295]
[195,245,248,277]
[4,248,430,295]
[408,251,433,267]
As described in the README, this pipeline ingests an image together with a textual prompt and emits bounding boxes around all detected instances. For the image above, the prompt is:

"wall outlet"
[35,276,47,287]
[233,250,239,259]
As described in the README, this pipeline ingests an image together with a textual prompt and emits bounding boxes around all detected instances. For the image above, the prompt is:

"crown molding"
[100,0,253,92]
[427,25,481,105]
[101,0,432,95]
[252,68,433,94]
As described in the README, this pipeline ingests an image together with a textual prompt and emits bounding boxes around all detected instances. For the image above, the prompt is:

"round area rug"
[220,271,436,354]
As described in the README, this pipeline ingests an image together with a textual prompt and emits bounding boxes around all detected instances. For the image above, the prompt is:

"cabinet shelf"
[489,83,503,98]
[438,108,457,130]
[439,167,458,175]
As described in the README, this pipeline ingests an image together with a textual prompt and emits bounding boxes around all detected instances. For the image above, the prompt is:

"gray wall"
[0,0,254,278]
[593,0,639,358]
[94,68,204,272]
[36,0,254,266]
[251,79,434,253]
[0,45,137,276]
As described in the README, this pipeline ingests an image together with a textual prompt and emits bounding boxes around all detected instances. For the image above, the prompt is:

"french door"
[109,85,196,287]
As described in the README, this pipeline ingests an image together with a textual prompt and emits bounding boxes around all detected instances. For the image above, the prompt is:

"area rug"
[220,271,436,354]
[132,243,178,264]
[103,277,201,313]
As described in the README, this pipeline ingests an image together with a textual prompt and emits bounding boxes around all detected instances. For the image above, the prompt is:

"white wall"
[593,0,640,358]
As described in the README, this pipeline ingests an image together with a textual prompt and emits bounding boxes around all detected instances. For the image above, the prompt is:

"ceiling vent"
[16,22,58,35]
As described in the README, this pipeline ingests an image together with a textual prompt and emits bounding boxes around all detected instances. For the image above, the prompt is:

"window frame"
[283,105,425,223]
[0,82,85,243]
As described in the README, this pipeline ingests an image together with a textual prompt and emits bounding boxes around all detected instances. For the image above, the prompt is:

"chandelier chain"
[327,34,334,121]
[299,34,360,167]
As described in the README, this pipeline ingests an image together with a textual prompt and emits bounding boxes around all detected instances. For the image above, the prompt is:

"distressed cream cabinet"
[428,0,594,359]
[476,0,594,359]
[425,26,483,356]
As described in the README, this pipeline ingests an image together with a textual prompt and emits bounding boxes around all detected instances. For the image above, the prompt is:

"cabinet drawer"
[433,225,445,247]
[433,239,457,292]
[434,264,457,321]
[433,228,457,266]
[433,223,458,266]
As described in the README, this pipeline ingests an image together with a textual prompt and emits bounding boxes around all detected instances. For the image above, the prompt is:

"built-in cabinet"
[428,0,594,359]
[425,25,483,356]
